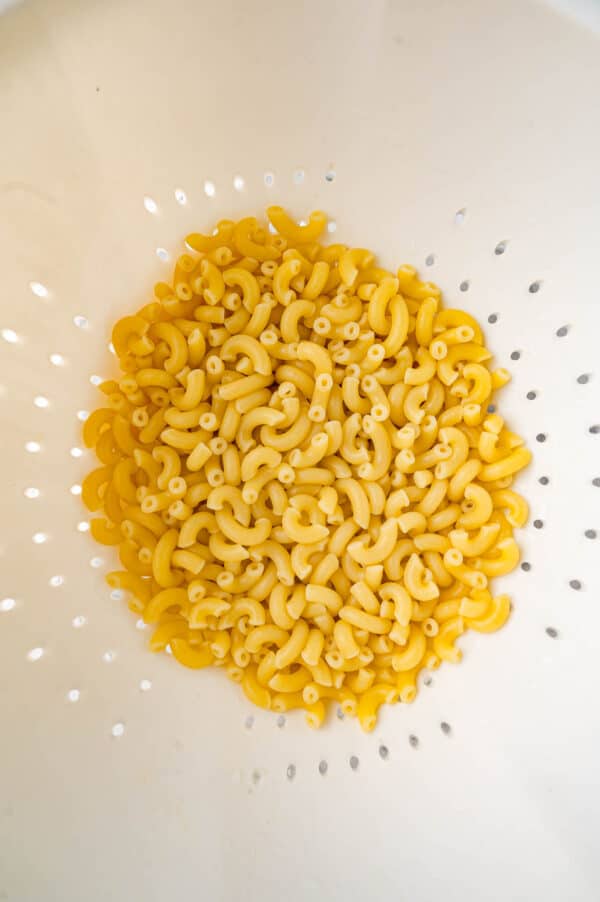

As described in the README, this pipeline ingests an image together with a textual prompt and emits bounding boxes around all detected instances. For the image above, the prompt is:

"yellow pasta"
[85,207,530,732]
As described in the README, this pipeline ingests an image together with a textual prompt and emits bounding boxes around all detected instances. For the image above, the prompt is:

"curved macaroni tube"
[342,376,370,415]
[334,480,374,534]
[175,330,206,368]
[403,383,429,425]
[188,597,231,628]
[379,583,413,626]
[243,625,289,655]
[282,508,329,545]
[160,427,208,453]
[478,448,532,482]
[209,533,250,563]
[431,326,475,362]
[361,376,390,421]
[233,218,279,262]
[112,315,152,357]
[273,365,313,401]
[222,267,260,312]
[448,459,482,501]
[280,299,316,343]
[152,529,184,588]
[471,537,520,576]
[217,561,264,595]
[356,684,399,732]
[119,540,152,577]
[478,447,532,482]
[220,334,272,376]
[361,484,385,520]
[215,509,271,546]
[237,407,286,453]
[219,596,266,630]
[340,413,369,465]
[148,617,187,652]
[289,433,329,469]
[449,523,501,556]
[396,265,440,301]
[443,548,488,590]
[415,297,438,346]
[478,429,503,463]
[274,620,310,669]
[273,258,301,305]
[170,639,214,670]
[349,580,378,614]
[136,368,178,389]
[491,368,511,390]
[83,407,115,447]
[367,277,399,333]
[111,459,138,505]
[427,504,461,533]
[309,373,333,423]
[416,478,448,518]
[421,379,445,418]
[271,395,301,428]
[358,417,392,481]
[206,486,251,525]
[256,651,278,687]
[244,299,274,338]
[260,410,313,453]
[397,512,427,536]
[268,667,312,694]
[458,590,491,620]
[185,219,234,253]
[270,691,304,712]
[434,426,469,478]
[305,584,343,615]
[462,363,492,405]
[348,520,398,566]
[171,369,206,411]
[153,446,181,490]
[296,340,333,376]
[404,348,436,386]
[266,585,295,630]
[218,373,272,403]
[391,624,427,672]
[437,343,492,386]
[490,489,529,527]
[457,483,493,529]
[241,667,272,710]
[240,446,282,481]
[433,617,465,663]
[338,606,392,635]
[434,308,483,344]
[150,323,188,374]
[81,466,113,511]
[291,542,325,581]
[112,415,139,456]
[267,206,327,243]
[403,553,440,602]
[302,260,330,300]
[106,571,152,609]
[465,594,511,633]
[339,248,375,288]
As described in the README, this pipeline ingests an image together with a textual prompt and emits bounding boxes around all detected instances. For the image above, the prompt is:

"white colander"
[1,1,599,900]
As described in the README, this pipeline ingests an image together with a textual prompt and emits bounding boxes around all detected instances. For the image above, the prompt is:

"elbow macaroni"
[85,207,530,732]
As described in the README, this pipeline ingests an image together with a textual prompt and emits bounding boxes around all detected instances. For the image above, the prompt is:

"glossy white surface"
[1,1,599,900]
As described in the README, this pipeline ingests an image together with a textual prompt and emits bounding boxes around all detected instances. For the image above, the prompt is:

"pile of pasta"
[82,206,531,731]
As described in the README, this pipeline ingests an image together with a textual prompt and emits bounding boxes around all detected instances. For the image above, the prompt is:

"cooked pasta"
[84,206,530,731]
